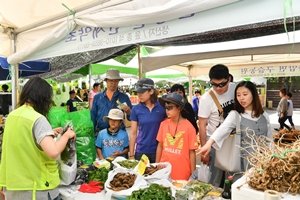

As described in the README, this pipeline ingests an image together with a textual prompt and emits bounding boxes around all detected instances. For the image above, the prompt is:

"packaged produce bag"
[141,162,172,183]
[58,122,77,185]
[112,156,139,170]
[48,107,68,128]
[68,110,96,164]
[104,168,148,199]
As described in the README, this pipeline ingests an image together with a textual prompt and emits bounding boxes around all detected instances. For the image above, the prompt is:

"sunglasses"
[210,79,229,88]
[165,106,175,110]
[136,83,154,89]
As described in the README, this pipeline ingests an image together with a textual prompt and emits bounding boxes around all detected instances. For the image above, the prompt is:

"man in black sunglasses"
[198,64,236,187]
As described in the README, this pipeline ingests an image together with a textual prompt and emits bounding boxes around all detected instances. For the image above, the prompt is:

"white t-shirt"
[198,82,235,137]
[287,99,293,116]
[210,111,272,150]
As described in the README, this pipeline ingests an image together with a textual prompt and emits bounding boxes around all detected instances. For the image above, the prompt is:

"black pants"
[134,152,156,163]
[287,116,294,126]
[278,116,290,130]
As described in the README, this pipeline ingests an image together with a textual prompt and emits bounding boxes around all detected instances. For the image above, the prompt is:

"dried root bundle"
[243,131,300,195]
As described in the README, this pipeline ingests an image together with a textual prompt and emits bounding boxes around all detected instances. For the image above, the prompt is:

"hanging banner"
[230,66,300,78]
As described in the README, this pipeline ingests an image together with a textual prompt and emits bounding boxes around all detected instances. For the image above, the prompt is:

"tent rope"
[284,0,295,54]
[62,3,76,36]
[7,64,13,80]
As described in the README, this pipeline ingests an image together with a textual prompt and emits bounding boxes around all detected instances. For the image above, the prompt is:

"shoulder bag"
[209,89,241,172]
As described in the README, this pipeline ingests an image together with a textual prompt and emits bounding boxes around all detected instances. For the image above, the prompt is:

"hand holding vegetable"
[64,127,76,140]
[52,127,63,136]
[121,104,131,115]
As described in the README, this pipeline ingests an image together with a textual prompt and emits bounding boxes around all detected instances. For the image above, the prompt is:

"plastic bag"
[68,110,96,164]
[197,163,211,183]
[59,122,77,185]
[48,107,68,128]
[112,156,139,170]
[140,162,172,183]
[104,168,148,199]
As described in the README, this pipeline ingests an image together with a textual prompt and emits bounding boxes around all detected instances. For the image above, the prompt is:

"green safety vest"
[0,105,59,199]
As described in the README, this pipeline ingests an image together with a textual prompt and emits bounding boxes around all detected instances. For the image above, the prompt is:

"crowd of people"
[0,64,295,199]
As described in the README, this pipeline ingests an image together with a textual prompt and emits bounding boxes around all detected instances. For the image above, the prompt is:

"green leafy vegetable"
[117,160,139,169]
[127,183,174,200]
[87,167,109,186]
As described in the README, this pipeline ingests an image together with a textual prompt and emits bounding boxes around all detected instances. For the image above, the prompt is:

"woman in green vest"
[0,77,76,200]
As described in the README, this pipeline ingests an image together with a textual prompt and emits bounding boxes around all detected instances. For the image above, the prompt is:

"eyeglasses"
[107,80,120,83]
[165,106,175,110]
[210,80,229,88]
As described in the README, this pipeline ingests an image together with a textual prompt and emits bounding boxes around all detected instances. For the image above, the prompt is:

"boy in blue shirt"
[95,109,129,159]
[66,90,77,112]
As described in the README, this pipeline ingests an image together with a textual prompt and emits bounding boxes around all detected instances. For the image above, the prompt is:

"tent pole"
[89,64,92,91]
[10,31,19,110]
[188,65,193,103]
[138,45,142,79]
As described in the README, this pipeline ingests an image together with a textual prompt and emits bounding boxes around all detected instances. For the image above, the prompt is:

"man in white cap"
[91,69,132,135]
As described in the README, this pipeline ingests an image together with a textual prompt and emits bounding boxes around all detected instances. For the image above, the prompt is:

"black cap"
[134,78,154,93]
[159,92,188,113]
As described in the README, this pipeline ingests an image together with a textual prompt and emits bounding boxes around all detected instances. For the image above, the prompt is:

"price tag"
[137,154,149,175]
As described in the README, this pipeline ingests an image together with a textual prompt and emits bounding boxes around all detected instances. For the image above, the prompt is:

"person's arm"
[90,94,99,131]
[96,147,105,160]
[198,117,209,164]
[129,121,138,159]
[121,95,133,117]
[66,100,70,112]
[156,142,163,163]
[209,111,237,149]
[189,150,196,174]
[88,98,93,110]
[40,127,76,159]
[199,138,215,158]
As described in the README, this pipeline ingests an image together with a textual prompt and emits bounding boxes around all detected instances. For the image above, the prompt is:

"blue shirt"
[66,99,77,112]
[95,128,129,159]
[192,96,199,113]
[91,90,132,131]
[130,101,166,154]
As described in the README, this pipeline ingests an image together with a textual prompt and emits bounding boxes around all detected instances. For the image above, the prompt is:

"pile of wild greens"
[127,183,174,200]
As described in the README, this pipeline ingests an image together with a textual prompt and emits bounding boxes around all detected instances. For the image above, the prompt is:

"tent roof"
[141,31,300,78]
[1,0,300,80]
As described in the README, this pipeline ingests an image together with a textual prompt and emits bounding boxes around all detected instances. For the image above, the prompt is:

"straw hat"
[104,68,124,81]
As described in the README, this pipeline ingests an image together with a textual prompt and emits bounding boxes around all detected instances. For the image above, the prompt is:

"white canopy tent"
[142,31,300,100]
[1,0,239,108]
[142,31,300,76]
[1,0,300,108]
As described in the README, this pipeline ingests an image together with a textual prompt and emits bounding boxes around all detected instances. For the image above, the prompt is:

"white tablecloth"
[59,186,117,200]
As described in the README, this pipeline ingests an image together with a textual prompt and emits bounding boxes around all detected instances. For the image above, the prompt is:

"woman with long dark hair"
[199,81,272,180]
[0,77,76,200]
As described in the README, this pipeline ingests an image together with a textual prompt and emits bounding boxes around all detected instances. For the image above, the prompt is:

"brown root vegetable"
[108,172,136,192]
[241,132,300,195]
[144,164,162,176]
